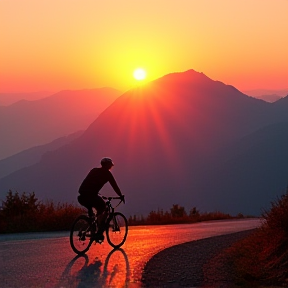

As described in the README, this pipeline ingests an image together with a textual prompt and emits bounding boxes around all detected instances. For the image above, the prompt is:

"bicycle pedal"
[93,239,103,244]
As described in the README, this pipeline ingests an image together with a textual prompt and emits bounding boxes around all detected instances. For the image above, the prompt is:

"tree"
[189,207,200,219]
[2,190,38,217]
[1,190,40,232]
[170,204,187,218]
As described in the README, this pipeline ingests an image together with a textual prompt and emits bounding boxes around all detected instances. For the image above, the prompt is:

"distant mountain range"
[244,89,288,103]
[0,88,121,160]
[1,70,287,217]
[0,130,83,178]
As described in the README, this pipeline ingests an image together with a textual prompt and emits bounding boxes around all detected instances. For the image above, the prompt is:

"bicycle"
[70,195,128,255]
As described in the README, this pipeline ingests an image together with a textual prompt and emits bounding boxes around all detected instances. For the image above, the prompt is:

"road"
[0,218,261,288]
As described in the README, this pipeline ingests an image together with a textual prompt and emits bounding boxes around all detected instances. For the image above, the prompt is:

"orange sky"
[0,0,287,93]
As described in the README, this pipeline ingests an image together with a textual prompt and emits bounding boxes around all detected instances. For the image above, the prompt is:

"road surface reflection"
[57,218,261,288]
[58,248,130,288]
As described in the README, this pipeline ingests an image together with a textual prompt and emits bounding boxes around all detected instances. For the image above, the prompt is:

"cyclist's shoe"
[93,232,104,243]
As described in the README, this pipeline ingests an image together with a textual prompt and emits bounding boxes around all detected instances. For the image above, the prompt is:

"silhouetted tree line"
[0,190,85,233]
[128,203,246,226]
[0,190,248,233]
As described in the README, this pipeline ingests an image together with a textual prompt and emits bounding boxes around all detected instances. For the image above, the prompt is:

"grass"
[224,189,288,287]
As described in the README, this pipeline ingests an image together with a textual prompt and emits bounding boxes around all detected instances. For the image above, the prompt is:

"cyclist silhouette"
[78,157,124,241]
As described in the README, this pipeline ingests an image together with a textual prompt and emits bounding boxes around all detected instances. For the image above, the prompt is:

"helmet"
[100,157,114,167]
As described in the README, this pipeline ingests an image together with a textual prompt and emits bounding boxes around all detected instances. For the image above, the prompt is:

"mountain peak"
[154,69,211,85]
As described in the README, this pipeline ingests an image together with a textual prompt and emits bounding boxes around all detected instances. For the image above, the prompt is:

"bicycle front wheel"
[70,215,93,254]
[106,212,128,248]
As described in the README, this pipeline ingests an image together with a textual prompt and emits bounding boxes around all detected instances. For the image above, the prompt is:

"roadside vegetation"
[127,204,248,226]
[0,190,248,233]
[226,187,288,286]
[0,190,85,233]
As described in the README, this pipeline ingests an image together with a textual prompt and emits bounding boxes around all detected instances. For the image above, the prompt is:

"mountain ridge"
[0,88,121,160]
[1,70,287,217]
[0,131,83,179]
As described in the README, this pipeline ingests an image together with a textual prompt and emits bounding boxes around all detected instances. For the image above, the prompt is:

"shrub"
[262,187,288,235]
[228,187,288,285]
[0,190,85,233]
[128,204,236,225]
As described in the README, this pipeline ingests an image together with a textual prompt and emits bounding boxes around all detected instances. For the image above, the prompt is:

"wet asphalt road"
[0,218,261,288]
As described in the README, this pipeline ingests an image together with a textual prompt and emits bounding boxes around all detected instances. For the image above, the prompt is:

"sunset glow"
[0,0,287,93]
[133,68,146,81]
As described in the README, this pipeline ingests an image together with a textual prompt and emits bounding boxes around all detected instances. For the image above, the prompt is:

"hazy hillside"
[200,121,288,214]
[1,70,288,217]
[0,88,121,160]
[0,131,83,178]
[0,91,53,106]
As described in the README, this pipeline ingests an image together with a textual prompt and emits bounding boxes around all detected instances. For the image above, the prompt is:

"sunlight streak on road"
[0,219,262,288]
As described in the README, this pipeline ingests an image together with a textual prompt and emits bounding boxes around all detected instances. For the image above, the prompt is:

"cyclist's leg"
[78,195,96,236]
[93,195,107,237]
[78,195,94,218]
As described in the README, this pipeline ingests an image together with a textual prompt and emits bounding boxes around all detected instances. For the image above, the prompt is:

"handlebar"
[101,195,125,206]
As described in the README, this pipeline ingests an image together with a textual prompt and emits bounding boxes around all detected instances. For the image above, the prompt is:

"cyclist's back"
[79,167,120,196]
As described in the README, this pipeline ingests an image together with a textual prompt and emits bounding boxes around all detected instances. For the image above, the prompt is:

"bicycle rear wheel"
[70,215,93,254]
[106,212,128,248]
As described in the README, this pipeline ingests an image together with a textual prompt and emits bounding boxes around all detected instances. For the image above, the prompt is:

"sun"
[133,68,146,81]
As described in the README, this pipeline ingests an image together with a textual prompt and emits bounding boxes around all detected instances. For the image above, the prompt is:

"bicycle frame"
[102,195,123,212]
[88,196,122,221]
[102,196,123,228]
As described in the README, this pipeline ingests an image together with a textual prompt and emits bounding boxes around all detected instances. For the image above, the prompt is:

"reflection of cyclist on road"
[76,259,103,287]
[57,248,129,288]
[78,157,124,241]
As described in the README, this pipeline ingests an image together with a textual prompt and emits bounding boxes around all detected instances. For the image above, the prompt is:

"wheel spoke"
[70,215,93,254]
[106,212,128,248]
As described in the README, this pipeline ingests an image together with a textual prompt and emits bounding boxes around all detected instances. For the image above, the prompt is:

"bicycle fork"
[112,215,120,232]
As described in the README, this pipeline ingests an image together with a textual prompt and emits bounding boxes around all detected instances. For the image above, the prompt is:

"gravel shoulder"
[141,229,255,288]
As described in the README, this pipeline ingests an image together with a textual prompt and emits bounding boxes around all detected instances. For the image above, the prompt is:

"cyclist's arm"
[108,172,123,197]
